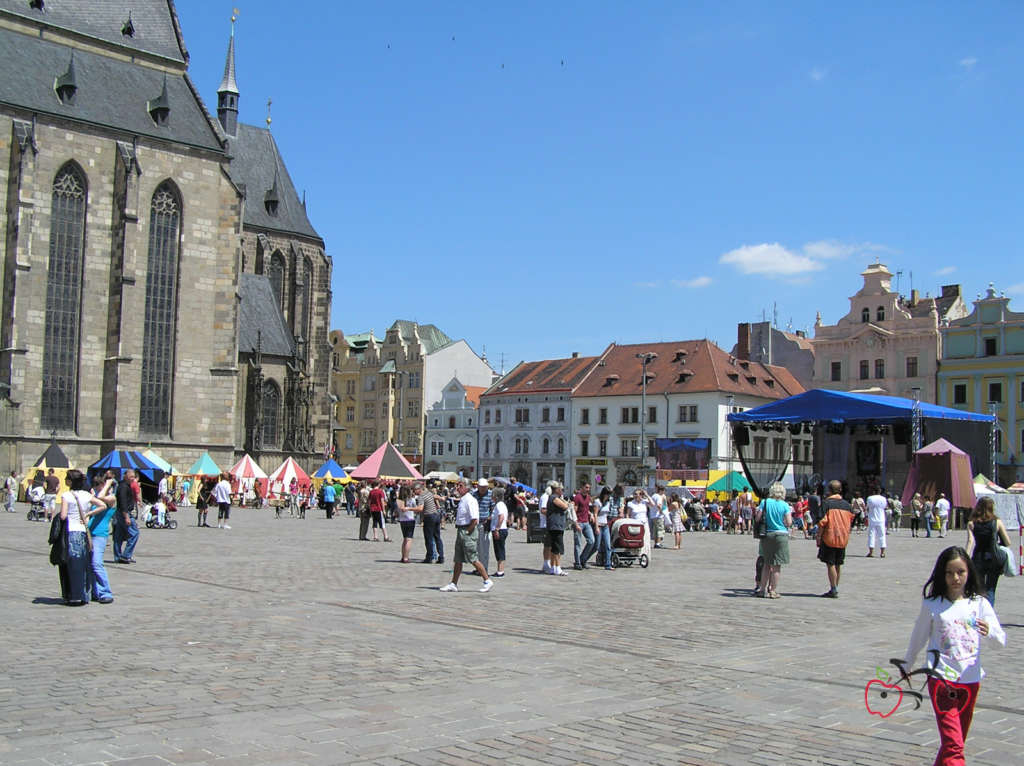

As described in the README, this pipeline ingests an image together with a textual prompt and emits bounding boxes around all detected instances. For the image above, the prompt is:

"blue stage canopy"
[727,389,995,426]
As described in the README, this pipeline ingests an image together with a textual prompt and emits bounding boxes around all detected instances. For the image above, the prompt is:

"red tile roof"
[483,352,608,397]
[462,386,487,408]
[572,340,804,399]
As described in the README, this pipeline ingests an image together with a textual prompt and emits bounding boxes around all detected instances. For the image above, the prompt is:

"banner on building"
[654,438,710,481]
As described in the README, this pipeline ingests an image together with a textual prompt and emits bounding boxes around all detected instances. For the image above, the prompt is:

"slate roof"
[238,274,295,357]
[0,0,189,64]
[483,355,602,397]
[388,320,452,355]
[228,123,321,241]
[572,340,804,400]
[0,25,223,151]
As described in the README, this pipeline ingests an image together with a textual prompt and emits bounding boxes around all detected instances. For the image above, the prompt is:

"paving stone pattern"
[1,506,1021,765]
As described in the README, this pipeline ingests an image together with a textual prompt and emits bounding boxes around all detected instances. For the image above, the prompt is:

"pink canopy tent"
[229,453,269,499]
[350,442,422,480]
[901,438,978,509]
[266,457,311,498]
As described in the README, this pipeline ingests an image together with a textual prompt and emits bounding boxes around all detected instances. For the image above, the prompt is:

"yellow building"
[938,285,1024,486]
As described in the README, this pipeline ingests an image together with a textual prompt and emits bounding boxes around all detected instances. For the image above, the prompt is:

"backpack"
[821,505,851,549]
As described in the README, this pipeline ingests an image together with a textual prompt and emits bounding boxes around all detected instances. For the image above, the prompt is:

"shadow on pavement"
[31,596,66,605]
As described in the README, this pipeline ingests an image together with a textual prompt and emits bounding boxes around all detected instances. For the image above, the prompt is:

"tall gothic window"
[268,251,285,310]
[41,164,87,430]
[262,380,280,447]
[302,256,313,348]
[140,182,180,433]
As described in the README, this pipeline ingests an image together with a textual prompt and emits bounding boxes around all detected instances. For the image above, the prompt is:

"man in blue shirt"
[322,481,336,519]
[475,478,493,574]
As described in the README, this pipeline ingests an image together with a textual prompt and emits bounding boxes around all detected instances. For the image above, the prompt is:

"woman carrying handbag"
[57,469,114,606]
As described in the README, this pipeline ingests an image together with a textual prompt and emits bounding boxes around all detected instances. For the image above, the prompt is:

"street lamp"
[637,352,657,487]
[726,394,735,497]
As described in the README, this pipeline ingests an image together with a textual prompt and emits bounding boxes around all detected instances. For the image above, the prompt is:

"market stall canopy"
[706,471,752,493]
[187,452,222,476]
[142,448,175,475]
[20,440,73,498]
[313,459,347,480]
[727,389,995,425]
[229,454,267,479]
[267,457,311,496]
[901,438,976,508]
[90,449,164,482]
[350,442,423,480]
[973,473,1007,494]
[425,470,460,482]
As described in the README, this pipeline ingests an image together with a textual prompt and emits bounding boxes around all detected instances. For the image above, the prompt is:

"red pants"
[928,677,979,766]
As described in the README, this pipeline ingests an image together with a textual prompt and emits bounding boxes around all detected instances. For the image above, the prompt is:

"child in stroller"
[27,483,46,521]
[145,493,178,529]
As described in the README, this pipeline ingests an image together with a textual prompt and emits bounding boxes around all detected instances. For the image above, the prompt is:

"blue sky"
[178,1,1024,373]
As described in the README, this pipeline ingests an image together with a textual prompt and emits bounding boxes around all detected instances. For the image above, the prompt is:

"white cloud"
[672,276,713,289]
[959,57,977,70]
[633,281,660,289]
[1006,283,1024,295]
[719,240,889,280]
[809,66,828,82]
[935,266,956,276]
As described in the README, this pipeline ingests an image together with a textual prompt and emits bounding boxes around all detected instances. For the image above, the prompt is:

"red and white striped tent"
[266,457,311,498]
[229,453,267,479]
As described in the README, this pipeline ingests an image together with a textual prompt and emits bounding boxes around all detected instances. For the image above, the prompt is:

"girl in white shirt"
[490,488,509,577]
[902,546,1005,765]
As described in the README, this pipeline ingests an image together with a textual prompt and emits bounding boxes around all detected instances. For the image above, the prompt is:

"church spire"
[217,11,240,136]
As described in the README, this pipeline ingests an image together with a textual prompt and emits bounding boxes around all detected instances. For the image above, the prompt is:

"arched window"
[557,438,564,455]
[542,437,550,455]
[268,251,285,310]
[484,437,490,455]
[515,438,521,454]
[524,437,530,454]
[262,381,281,447]
[861,307,870,323]
[876,306,885,321]
[41,163,87,430]
[302,256,313,347]
[494,437,501,456]
[140,181,181,433]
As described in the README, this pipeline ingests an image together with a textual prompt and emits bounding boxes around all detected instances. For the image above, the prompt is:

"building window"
[906,356,918,378]
[346,406,355,422]
[599,439,607,457]
[262,381,281,447]
[598,408,607,425]
[620,439,628,457]
[345,380,356,395]
[381,402,387,417]
[984,337,997,356]
[140,181,181,434]
[753,437,767,460]
[876,306,885,322]
[495,409,502,424]
[408,372,420,388]
[364,403,373,418]
[875,359,885,379]
[861,308,870,323]
[515,407,530,423]
[268,251,285,311]
[556,407,565,422]
[408,400,419,417]
[630,440,639,457]
[580,439,589,456]
[953,383,967,405]
[494,437,501,456]
[647,439,656,459]
[541,407,550,423]
[523,437,530,454]
[580,408,589,425]
[803,442,811,462]
[989,382,1003,403]
[621,407,639,424]
[484,410,491,424]
[364,376,375,392]
[448,416,456,428]
[830,361,841,382]
[457,442,465,456]
[859,360,869,380]
[772,438,785,461]
[41,164,87,431]
[464,441,472,456]
[542,438,550,455]
[484,437,490,455]
[558,438,565,455]
[648,406,657,424]
[515,438,522,455]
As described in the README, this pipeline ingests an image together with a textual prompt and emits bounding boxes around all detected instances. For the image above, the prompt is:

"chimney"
[910,289,919,306]
[736,323,751,360]
[571,351,579,359]
[941,284,961,299]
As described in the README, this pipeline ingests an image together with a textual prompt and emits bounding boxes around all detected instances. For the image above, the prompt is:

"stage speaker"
[733,425,750,446]
[893,424,909,445]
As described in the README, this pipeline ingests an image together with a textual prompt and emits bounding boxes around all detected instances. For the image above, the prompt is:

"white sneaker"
[542,562,552,574]
[439,582,458,592]
[479,579,493,593]
[217,523,223,528]
[223,525,231,530]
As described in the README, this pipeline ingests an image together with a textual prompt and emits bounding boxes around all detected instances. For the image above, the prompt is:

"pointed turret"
[217,14,240,136]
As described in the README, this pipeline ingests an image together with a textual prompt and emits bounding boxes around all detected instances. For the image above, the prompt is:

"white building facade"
[423,378,485,478]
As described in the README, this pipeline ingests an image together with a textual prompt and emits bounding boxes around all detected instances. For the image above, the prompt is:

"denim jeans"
[597,524,612,568]
[422,514,442,561]
[574,523,596,566]
[477,521,491,572]
[113,521,139,560]
[90,535,113,600]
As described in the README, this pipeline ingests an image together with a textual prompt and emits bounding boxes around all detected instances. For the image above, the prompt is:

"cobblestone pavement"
[1,505,1021,765]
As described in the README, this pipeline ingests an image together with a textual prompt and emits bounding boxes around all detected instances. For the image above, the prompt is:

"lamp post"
[726,394,735,497]
[637,352,657,487]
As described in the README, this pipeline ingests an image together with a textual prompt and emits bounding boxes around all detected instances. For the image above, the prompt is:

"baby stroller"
[27,484,47,521]
[608,517,650,568]
[144,501,178,529]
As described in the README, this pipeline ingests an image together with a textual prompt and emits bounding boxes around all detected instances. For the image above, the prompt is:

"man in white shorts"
[539,482,552,573]
[865,490,888,557]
